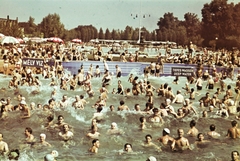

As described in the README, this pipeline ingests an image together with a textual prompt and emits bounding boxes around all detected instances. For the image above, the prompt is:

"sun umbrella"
[0,36,19,45]
[16,37,24,44]
[48,37,64,43]
[72,38,82,44]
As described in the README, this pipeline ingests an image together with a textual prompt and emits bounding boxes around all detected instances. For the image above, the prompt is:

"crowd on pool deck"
[1,43,240,160]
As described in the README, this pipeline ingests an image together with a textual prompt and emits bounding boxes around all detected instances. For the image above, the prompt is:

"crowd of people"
[0,43,240,160]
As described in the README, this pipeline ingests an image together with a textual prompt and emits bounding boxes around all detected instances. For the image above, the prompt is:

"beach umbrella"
[72,38,82,44]
[0,36,19,45]
[16,37,24,44]
[48,37,64,43]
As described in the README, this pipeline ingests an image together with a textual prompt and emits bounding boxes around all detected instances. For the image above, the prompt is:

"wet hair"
[124,143,132,149]
[134,76,138,80]
[80,95,84,99]
[109,105,114,109]
[209,124,216,131]
[92,139,99,145]
[232,151,239,157]
[134,104,140,108]
[47,114,54,122]
[58,115,64,120]
[120,100,125,105]
[25,127,33,134]
[160,103,166,109]
[197,133,203,138]
[145,134,152,140]
[231,120,238,127]
[139,116,145,123]
[13,105,19,111]
[163,83,168,89]
[97,106,103,112]
[153,108,159,113]
[145,102,153,110]
[190,120,196,127]
[227,85,231,90]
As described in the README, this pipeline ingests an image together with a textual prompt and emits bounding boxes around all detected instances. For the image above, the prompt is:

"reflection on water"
[0,71,239,161]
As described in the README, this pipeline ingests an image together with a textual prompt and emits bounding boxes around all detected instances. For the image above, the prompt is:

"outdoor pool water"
[0,70,238,161]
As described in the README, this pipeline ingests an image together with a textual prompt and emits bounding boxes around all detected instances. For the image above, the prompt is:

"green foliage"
[99,28,104,39]
[105,28,111,40]
[201,0,239,48]
[39,13,65,38]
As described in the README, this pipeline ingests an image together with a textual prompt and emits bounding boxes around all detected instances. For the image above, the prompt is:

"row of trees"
[0,0,240,49]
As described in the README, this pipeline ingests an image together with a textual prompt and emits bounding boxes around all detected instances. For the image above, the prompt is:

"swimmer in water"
[139,116,147,130]
[194,133,210,148]
[231,150,240,161]
[86,125,100,139]
[207,124,221,139]
[58,124,74,142]
[157,128,174,146]
[227,120,240,139]
[171,129,192,151]
[118,100,129,111]
[148,108,164,124]
[0,133,9,155]
[24,127,35,144]
[20,100,31,119]
[35,133,51,147]
[141,134,162,151]
[52,115,67,131]
[89,139,100,153]
[106,122,124,135]
[119,143,134,155]
[187,120,199,137]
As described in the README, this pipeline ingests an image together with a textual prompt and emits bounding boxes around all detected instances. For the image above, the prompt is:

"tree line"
[0,0,240,49]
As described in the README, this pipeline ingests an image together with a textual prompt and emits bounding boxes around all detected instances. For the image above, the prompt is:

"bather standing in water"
[89,139,100,153]
[171,129,192,151]
[34,133,51,147]
[59,124,74,142]
[0,133,9,156]
[187,120,199,137]
[142,134,162,151]
[20,100,31,119]
[157,128,174,146]
[227,120,240,139]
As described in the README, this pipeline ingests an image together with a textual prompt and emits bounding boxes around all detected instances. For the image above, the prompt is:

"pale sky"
[0,0,239,31]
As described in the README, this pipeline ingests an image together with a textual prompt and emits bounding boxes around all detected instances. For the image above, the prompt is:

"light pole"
[131,1,150,44]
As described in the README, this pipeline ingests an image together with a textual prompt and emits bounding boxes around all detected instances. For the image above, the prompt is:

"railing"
[63,61,240,77]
